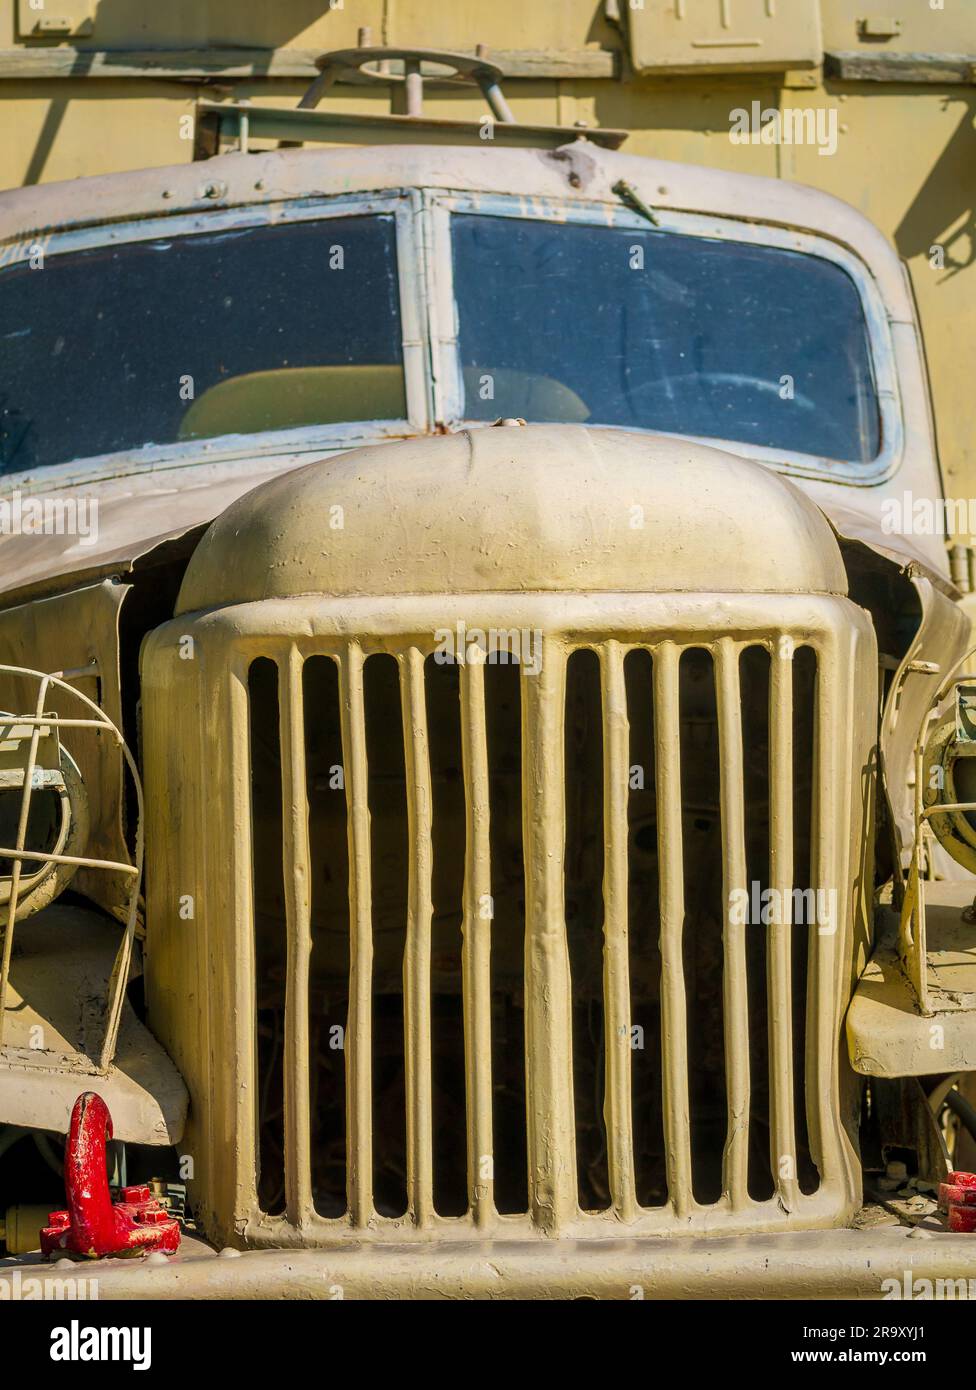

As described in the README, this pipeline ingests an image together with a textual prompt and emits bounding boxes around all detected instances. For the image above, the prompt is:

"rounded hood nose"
[176,425,847,614]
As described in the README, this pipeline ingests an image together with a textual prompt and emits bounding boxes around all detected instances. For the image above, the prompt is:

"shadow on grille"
[625,648,667,1208]
[740,645,776,1201]
[484,661,528,1216]
[364,653,410,1218]
[303,654,349,1219]
[792,645,819,1196]
[678,647,727,1206]
[424,656,468,1218]
[565,649,610,1212]
[248,656,286,1216]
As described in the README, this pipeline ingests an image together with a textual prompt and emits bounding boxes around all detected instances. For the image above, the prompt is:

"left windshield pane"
[0,213,405,473]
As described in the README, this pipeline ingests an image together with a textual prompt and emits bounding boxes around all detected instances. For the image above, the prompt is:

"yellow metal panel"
[16,0,92,39]
[0,81,195,187]
[821,0,976,54]
[626,0,823,74]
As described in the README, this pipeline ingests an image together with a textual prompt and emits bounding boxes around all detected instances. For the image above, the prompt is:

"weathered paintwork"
[0,140,955,598]
[1,2,975,1295]
[0,0,972,564]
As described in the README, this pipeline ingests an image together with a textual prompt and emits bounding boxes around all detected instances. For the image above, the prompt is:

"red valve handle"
[40,1092,180,1259]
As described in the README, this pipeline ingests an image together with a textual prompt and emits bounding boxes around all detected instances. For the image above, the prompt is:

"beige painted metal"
[0,664,143,1071]
[401,645,435,1227]
[279,647,313,1229]
[7,1219,976,1299]
[0,0,971,548]
[0,1,974,1289]
[458,655,494,1227]
[142,426,877,1250]
[600,641,635,1223]
[0,138,954,598]
[625,0,823,74]
[0,582,134,920]
[880,575,971,874]
[848,885,976,1078]
[890,639,976,1016]
[0,904,186,1145]
[176,428,849,613]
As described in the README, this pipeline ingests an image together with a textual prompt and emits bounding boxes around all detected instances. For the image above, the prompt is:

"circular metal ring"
[0,742,90,920]
[313,46,503,87]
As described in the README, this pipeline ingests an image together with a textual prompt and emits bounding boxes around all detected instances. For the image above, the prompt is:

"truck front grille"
[232,594,866,1243]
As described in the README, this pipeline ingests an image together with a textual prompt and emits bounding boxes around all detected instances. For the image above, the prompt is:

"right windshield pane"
[452,214,881,464]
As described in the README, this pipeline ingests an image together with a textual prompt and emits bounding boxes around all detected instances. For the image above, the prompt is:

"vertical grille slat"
[652,641,693,1216]
[279,648,314,1226]
[601,642,637,1221]
[808,639,833,1184]
[339,641,374,1224]
[715,639,751,1210]
[400,647,435,1226]
[522,645,578,1231]
[460,656,495,1225]
[768,645,798,1210]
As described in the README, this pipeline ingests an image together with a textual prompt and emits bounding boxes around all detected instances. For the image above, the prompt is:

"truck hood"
[0,431,956,609]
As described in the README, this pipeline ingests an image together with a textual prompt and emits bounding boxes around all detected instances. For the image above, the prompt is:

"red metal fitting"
[939,1170,976,1210]
[939,1170,976,1233]
[40,1092,180,1259]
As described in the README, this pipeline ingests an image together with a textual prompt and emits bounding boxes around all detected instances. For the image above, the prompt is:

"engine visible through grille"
[245,629,831,1234]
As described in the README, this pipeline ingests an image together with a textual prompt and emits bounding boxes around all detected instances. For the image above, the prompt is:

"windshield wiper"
[612,179,661,228]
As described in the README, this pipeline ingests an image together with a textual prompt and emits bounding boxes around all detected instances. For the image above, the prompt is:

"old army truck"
[2,48,976,1299]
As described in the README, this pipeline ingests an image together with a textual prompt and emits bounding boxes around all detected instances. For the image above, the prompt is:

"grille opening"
[485,661,528,1216]
[740,645,775,1202]
[248,656,287,1216]
[424,656,468,1218]
[678,648,727,1207]
[624,648,666,1209]
[565,649,610,1212]
[363,653,409,1219]
[792,646,820,1196]
[303,654,349,1219]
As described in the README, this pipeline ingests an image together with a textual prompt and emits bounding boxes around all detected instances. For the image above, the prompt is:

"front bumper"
[5,1221,976,1299]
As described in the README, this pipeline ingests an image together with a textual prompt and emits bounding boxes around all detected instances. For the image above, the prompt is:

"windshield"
[451,213,881,464]
[0,213,405,473]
